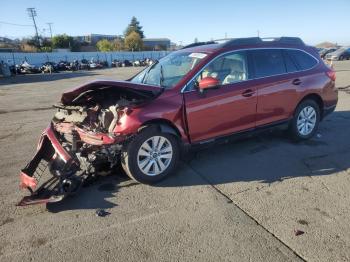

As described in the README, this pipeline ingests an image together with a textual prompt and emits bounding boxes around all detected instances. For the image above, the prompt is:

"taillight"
[326,70,336,81]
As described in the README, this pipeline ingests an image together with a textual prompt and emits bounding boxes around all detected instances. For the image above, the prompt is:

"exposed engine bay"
[18,82,159,206]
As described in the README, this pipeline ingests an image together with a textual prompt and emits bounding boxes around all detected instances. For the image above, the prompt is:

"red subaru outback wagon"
[19,37,337,205]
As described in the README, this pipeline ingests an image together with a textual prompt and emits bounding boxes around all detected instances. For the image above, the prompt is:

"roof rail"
[181,41,217,49]
[222,36,305,48]
[262,37,305,45]
[221,37,262,48]
[181,37,305,50]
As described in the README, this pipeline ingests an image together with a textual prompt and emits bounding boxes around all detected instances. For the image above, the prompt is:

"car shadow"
[157,110,350,188]
[46,172,138,213]
[0,71,100,85]
[46,109,350,212]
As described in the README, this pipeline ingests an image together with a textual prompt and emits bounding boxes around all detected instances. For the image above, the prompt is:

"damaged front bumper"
[18,124,81,206]
[18,122,128,206]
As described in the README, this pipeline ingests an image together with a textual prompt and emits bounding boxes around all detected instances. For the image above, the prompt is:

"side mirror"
[198,77,220,92]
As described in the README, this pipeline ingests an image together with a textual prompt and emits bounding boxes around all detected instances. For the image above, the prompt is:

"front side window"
[131,51,206,89]
[250,49,286,78]
[196,51,248,85]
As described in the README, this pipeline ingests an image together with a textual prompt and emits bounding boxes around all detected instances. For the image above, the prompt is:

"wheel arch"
[140,118,182,138]
[297,93,324,119]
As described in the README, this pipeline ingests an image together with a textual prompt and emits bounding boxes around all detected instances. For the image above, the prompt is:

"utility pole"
[257,30,260,37]
[27,8,40,46]
[47,22,53,39]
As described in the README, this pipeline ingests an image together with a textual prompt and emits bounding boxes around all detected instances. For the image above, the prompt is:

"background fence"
[0,51,172,66]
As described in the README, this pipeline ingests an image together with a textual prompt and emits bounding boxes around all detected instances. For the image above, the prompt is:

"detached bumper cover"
[18,124,79,206]
[20,124,73,189]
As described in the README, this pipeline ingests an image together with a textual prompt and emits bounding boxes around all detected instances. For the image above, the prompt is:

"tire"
[121,125,180,184]
[339,56,344,61]
[289,99,320,141]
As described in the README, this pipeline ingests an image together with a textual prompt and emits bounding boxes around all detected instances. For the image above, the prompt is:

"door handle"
[292,79,302,85]
[242,89,255,97]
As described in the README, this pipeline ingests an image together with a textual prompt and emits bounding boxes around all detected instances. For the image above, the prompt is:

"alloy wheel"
[297,106,317,136]
[137,136,173,176]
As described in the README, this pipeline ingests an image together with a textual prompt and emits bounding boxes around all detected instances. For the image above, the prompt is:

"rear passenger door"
[248,49,300,126]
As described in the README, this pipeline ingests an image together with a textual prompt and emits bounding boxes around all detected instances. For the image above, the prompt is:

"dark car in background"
[326,47,350,61]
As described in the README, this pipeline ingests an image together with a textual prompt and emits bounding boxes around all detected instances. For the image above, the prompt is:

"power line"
[0,21,33,27]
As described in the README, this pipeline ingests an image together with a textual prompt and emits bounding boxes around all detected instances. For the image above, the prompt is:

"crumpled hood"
[61,80,161,105]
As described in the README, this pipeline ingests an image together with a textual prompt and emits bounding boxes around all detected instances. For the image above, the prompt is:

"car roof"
[179,37,309,55]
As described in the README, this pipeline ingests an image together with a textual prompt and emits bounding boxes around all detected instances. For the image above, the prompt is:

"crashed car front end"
[18,80,159,206]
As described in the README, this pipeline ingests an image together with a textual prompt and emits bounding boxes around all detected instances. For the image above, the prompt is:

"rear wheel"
[289,99,320,141]
[121,125,180,184]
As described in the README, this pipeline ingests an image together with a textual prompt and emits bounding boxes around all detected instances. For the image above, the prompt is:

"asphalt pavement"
[0,62,350,261]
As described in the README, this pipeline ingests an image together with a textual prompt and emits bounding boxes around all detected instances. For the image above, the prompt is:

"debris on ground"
[95,209,111,217]
[294,229,305,236]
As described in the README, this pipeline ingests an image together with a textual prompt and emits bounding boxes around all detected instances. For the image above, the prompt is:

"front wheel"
[121,126,180,184]
[289,100,320,141]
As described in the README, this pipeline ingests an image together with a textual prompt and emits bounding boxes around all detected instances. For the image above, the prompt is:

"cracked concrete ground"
[0,62,349,261]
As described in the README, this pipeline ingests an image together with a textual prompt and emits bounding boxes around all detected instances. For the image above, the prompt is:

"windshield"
[131,51,207,89]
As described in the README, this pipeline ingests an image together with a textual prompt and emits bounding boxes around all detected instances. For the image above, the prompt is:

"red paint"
[45,124,71,163]
[184,80,257,141]
[19,172,37,189]
[60,43,337,144]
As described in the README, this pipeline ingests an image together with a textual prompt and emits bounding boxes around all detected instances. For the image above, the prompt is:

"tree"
[124,16,145,38]
[52,34,74,49]
[124,31,143,51]
[20,36,52,52]
[96,39,114,51]
[113,38,124,51]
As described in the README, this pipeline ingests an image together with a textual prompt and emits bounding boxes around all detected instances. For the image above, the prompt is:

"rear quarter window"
[286,49,318,70]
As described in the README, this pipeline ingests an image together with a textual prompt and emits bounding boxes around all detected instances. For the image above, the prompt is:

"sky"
[0,0,349,46]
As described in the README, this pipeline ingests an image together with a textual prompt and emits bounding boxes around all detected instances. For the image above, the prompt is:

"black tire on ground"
[121,125,180,184]
[339,56,344,61]
[289,99,321,141]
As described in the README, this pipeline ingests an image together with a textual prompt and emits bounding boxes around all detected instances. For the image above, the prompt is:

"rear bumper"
[323,104,336,119]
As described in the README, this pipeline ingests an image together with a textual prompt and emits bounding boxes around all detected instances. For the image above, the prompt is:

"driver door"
[183,51,257,143]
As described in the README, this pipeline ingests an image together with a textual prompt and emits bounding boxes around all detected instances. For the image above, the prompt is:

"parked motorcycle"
[122,60,133,67]
[40,62,59,74]
[111,59,122,67]
[57,61,70,71]
[79,59,90,70]
[19,61,40,74]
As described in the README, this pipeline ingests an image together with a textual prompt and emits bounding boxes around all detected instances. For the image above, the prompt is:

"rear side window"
[282,50,298,73]
[286,50,317,70]
[250,49,286,78]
